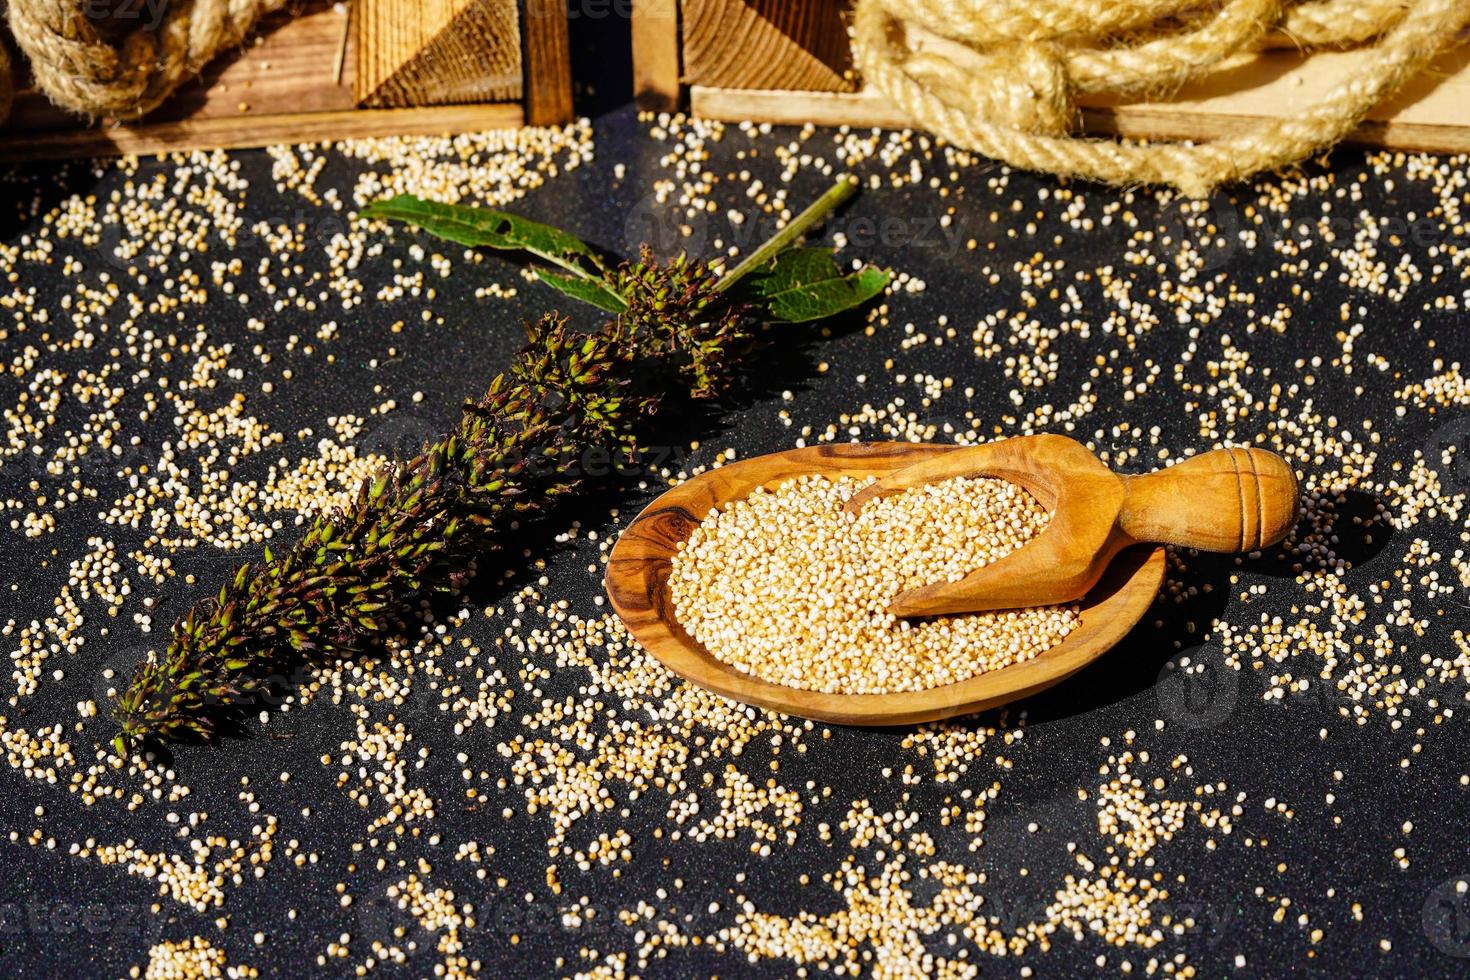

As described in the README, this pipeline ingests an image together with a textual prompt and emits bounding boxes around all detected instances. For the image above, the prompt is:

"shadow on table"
[0,158,104,242]
[993,487,1393,728]
[567,2,634,118]
[849,486,1396,735]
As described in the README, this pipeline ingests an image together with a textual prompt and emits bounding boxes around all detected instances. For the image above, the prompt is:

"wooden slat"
[522,0,574,125]
[691,87,905,129]
[0,104,526,163]
[681,0,853,93]
[355,0,523,108]
[633,0,683,110]
[688,41,1470,155]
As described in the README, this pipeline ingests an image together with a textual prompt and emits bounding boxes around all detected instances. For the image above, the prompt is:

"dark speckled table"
[3,74,1470,979]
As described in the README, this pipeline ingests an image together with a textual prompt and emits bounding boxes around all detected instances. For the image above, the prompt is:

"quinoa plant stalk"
[114,181,878,752]
[717,178,857,290]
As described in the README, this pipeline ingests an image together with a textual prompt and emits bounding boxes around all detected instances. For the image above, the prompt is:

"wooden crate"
[634,0,1470,154]
[0,0,572,162]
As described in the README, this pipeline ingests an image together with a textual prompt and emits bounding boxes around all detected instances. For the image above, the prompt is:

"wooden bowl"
[604,442,1166,725]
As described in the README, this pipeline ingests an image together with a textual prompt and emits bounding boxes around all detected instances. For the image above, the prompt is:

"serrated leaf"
[360,195,608,280]
[736,248,890,322]
[537,270,629,313]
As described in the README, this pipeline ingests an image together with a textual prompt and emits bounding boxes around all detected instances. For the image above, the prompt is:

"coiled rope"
[853,0,1470,195]
[2,0,284,122]
[1,0,1465,194]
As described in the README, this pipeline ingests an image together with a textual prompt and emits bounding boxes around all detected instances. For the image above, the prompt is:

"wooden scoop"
[605,442,1156,725]
[844,433,1299,617]
[604,439,1297,725]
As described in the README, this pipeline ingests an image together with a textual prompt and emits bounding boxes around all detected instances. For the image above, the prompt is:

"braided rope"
[4,0,285,121]
[880,0,1220,44]
[854,0,1469,195]
[1279,0,1411,46]
[1067,0,1283,96]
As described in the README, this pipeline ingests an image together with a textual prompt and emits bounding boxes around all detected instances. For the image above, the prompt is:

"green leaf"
[360,195,607,280]
[736,248,891,323]
[537,270,629,314]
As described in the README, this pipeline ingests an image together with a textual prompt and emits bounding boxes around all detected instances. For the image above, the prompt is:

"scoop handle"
[1117,447,1298,552]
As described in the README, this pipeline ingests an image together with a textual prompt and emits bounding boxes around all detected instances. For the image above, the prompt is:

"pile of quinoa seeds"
[3,110,1470,978]
[670,474,1079,694]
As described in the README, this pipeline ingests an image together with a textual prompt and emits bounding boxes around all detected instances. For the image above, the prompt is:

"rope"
[0,0,1461,194]
[1278,0,1413,46]
[3,0,285,122]
[853,0,1470,195]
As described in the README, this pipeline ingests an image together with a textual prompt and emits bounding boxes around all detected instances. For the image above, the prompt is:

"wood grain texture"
[633,0,683,110]
[0,104,525,163]
[684,33,1470,153]
[355,0,522,108]
[1118,446,1299,553]
[847,436,1297,617]
[0,0,558,159]
[681,0,854,93]
[846,435,1131,617]
[604,442,1167,726]
[522,0,574,125]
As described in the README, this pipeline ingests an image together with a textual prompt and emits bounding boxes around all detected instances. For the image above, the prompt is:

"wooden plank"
[633,0,683,111]
[355,0,523,108]
[522,0,574,125]
[0,0,563,159]
[681,0,853,93]
[691,87,906,129]
[0,104,526,163]
[688,41,1470,154]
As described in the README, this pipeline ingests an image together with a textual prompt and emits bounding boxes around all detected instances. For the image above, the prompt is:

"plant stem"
[113,184,888,751]
[716,176,858,292]
[115,254,750,748]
